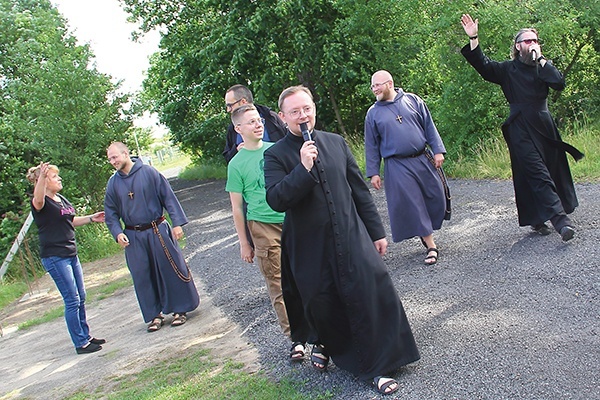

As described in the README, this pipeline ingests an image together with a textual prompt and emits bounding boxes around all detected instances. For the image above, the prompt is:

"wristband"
[89,216,93,223]
[469,35,478,40]
[536,55,546,62]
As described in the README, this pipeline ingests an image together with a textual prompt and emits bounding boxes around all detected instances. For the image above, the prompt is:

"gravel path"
[172,178,599,400]
[1,178,597,399]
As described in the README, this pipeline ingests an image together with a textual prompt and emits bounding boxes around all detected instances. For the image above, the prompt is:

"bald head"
[107,141,133,173]
[107,141,129,154]
[372,70,394,85]
[370,70,395,102]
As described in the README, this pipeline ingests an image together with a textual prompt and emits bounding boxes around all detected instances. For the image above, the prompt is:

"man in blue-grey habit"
[365,70,448,265]
[104,142,199,332]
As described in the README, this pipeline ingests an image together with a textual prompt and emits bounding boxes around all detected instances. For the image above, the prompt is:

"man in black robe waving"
[263,85,420,395]
[460,14,584,241]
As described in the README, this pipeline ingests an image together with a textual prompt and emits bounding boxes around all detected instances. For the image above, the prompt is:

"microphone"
[532,49,537,62]
[299,122,312,142]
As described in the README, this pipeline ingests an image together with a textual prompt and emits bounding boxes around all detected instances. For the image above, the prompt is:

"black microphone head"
[299,122,311,141]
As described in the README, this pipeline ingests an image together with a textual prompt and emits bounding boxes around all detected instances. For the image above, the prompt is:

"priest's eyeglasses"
[286,106,314,119]
[237,117,265,127]
[517,38,538,44]
[370,80,391,90]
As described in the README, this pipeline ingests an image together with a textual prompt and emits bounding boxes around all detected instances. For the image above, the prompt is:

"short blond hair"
[278,85,314,111]
[231,104,258,125]
[26,164,59,184]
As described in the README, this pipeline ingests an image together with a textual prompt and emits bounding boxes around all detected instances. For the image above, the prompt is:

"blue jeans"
[41,255,90,348]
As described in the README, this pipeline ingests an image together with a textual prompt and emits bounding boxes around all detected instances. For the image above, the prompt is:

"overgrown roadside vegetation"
[185,119,599,183]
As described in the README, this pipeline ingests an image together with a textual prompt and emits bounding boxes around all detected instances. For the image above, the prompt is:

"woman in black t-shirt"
[27,162,106,355]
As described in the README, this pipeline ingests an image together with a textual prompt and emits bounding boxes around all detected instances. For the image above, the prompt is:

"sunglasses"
[518,38,538,44]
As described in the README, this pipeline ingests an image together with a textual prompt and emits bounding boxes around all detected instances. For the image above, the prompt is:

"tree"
[0,0,133,260]
[122,0,599,162]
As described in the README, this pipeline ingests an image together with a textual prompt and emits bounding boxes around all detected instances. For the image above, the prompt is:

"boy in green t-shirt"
[226,104,295,351]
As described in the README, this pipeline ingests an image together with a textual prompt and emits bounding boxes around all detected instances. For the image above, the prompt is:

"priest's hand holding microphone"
[300,122,318,173]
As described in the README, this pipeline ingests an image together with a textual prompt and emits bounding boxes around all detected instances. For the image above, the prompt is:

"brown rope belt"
[425,150,452,220]
[151,219,192,283]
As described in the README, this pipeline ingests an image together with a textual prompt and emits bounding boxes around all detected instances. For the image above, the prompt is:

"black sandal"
[424,248,439,265]
[373,376,399,395]
[289,342,305,362]
[310,344,329,371]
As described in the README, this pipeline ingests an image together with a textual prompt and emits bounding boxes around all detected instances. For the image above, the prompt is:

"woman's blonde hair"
[26,164,59,184]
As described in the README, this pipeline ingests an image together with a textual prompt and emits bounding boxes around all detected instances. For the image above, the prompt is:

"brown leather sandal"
[171,313,187,327]
[147,315,164,332]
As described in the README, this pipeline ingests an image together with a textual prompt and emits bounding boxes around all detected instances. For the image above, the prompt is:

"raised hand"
[460,13,478,37]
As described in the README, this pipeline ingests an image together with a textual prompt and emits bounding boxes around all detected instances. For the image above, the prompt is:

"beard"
[519,49,538,66]
[377,86,395,102]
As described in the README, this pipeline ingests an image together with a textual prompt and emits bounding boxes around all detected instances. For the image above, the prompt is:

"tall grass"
[348,119,599,182]
[0,281,27,309]
[76,222,122,263]
[562,118,600,182]
[179,161,227,180]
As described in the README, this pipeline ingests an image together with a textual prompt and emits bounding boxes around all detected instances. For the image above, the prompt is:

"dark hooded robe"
[461,44,583,227]
[264,130,420,381]
[104,158,199,322]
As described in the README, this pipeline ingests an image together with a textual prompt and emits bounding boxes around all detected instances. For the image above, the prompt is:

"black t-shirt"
[31,194,77,258]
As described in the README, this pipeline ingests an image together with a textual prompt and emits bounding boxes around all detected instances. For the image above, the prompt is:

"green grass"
[6,269,333,400]
[562,120,600,182]
[90,275,133,301]
[153,152,192,172]
[65,348,331,400]
[349,119,599,182]
[179,161,227,180]
[16,275,133,330]
[76,223,122,263]
[18,306,65,330]
[0,281,28,309]
[446,137,513,180]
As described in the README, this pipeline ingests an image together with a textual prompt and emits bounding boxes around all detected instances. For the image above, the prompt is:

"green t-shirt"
[225,142,284,224]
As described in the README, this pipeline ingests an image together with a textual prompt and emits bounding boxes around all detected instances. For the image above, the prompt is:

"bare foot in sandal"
[373,376,399,395]
[171,313,187,327]
[424,248,439,265]
[310,344,329,371]
[147,315,164,332]
[289,342,305,362]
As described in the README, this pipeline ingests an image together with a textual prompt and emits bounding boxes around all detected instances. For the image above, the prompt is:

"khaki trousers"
[247,220,290,337]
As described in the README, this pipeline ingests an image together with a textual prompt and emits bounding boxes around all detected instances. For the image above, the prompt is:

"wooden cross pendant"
[128,191,134,199]
[396,115,403,123]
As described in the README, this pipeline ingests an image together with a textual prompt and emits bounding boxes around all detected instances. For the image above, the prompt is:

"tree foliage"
[0,0,134,260]
[122,0,599,163]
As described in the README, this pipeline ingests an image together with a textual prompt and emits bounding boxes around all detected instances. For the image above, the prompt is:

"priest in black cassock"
[460,14,584,241]
[264,86,420,396]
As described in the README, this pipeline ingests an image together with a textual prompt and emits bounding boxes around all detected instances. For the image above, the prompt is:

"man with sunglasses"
[223,84,287,164]
[460,14,584,241]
